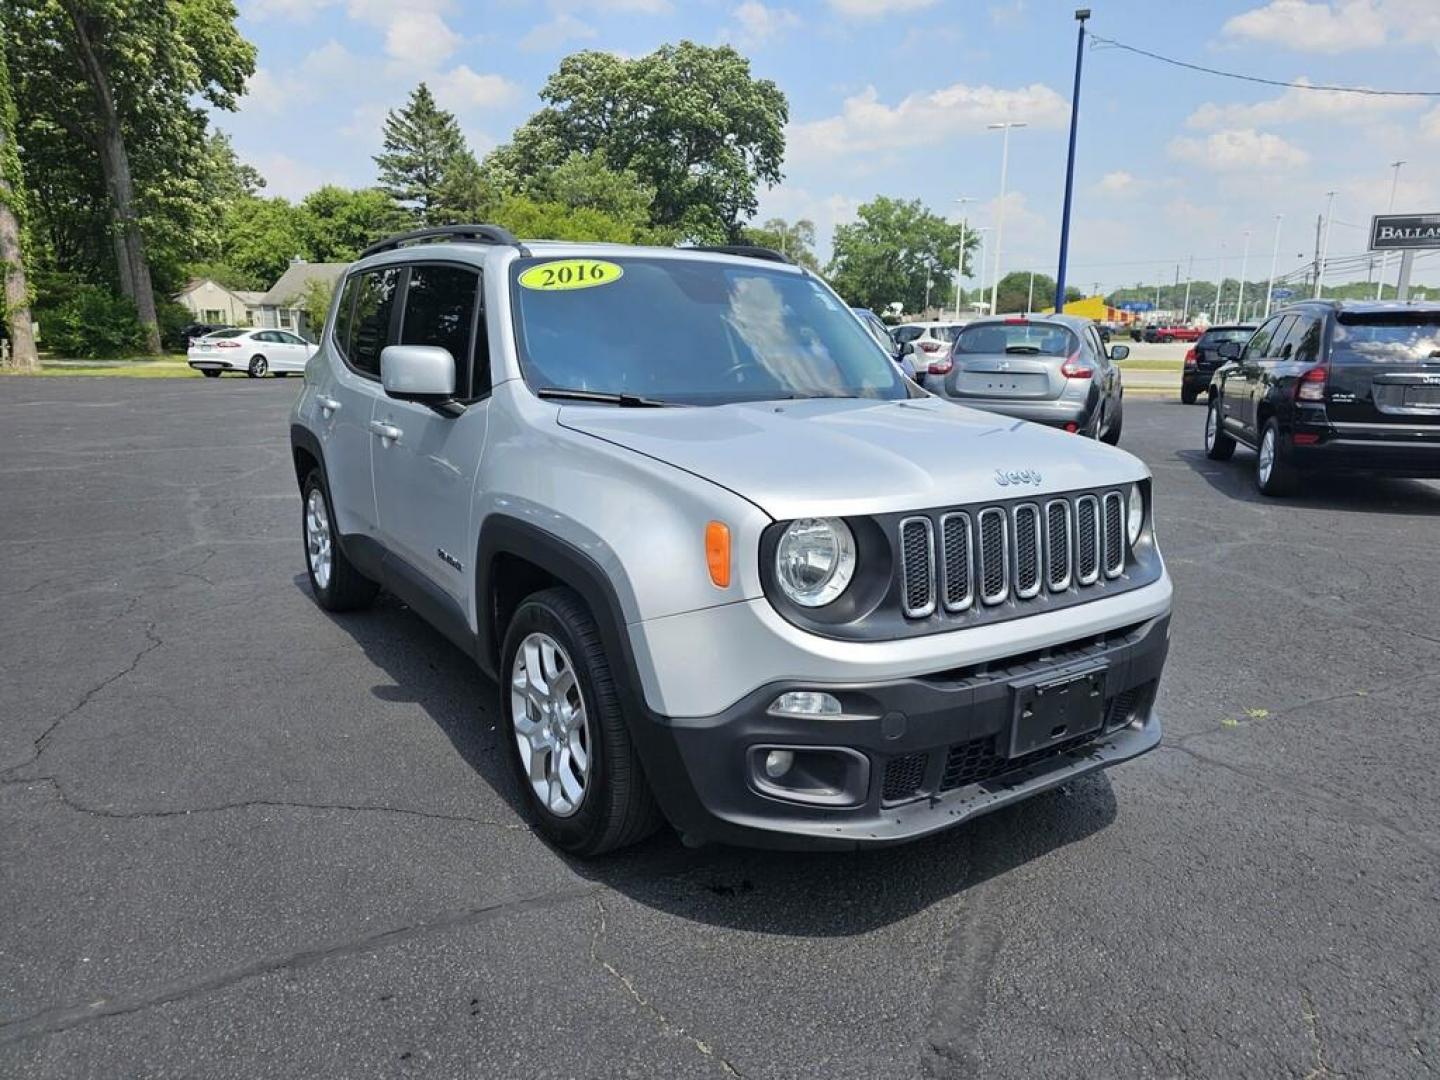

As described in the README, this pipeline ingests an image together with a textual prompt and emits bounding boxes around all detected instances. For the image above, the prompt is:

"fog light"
[763,749,794,779]
[768,691,842,717]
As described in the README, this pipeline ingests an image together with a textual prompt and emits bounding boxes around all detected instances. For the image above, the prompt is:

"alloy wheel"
[305,487,332,590]
[1258,427,1276,486]
[511,632,591,818]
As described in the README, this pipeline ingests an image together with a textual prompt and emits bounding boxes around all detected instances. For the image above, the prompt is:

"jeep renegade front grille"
[896,489,1130,621]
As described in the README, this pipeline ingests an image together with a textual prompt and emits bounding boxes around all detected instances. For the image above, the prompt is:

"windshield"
[1199,328,1254,346]
[1333,314,1440,365]
[954,322,1076,357]
[510,256,908,405]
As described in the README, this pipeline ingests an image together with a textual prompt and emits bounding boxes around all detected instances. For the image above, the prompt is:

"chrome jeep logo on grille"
[994,468,1042,487]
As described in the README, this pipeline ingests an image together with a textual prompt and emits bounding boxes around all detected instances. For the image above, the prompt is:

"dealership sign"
[1369,213,1440,251]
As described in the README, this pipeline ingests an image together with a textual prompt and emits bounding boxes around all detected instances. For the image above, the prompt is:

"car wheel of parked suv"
[501,587,661,855]
[1255,419,1299,497]
[201,370,221,378]
[1180,386,1198,405]
[301,470,379,611]
[248,355,268,378]
[1204,398,1236,461]
[1102,399,1123,445]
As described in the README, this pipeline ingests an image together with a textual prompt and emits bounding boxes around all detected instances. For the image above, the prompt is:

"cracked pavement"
[1,378,1437,1078]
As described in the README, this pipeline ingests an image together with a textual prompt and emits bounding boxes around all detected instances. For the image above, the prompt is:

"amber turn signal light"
[705,521,731,588]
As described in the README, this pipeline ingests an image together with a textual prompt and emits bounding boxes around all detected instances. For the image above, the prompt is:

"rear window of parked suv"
[1198,328,1253,346]
[1332,313,1440,365]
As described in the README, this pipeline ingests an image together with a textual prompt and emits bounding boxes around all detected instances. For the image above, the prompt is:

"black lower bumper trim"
[630,614,1170,850]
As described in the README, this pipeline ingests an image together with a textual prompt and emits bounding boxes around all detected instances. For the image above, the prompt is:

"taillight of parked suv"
[1297,366,1327,402]
[1183,347,1196,368]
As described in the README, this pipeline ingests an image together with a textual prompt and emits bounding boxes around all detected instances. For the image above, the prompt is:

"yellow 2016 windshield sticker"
[518,259,624,291]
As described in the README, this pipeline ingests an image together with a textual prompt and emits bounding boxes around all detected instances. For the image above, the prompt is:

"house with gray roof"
[256,259,347,338]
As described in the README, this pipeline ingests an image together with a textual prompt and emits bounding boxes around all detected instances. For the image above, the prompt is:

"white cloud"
[787,81,1068,162]
[520,13,597,51]
[1223,0,1386,52]
[248,151,344,199]
[550,0,671,12]
[1186,77,1421,128]
[1424,104,1440,138]
[384,9,461,68]
[431,65,523,110]
[1168,128,1310,172]
[239,41,358,114]
[1096,170,1139,195]
[827,0,935,15]
[729,2,800,46]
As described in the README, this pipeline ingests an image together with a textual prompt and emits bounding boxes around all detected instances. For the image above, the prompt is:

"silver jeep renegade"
[290,225,1173,855]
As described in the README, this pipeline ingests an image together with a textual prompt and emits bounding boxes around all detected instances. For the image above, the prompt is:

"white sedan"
[187,329,317,378]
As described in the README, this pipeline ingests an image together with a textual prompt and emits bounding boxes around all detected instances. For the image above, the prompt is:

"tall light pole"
[1375,160,1405,300]
[1182,254,1193,321]
[974,227,991,313]
[953,196,974,317]
[1234,229,1252,323]
[1212,240,1226,324]
[1027,270,1036,313]
[1053,8,1090,310]
[1263,214,1284,318]
[1314,191,1336,299]
[988,120,1026,316]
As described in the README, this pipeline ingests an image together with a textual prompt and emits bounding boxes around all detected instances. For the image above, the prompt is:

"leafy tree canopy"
[827,197,973,314]
[740,218,818,270]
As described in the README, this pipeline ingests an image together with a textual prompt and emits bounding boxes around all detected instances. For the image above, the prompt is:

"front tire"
[1181,385,1198,405]
[248,355,268,378]
[501,587,661,856]
[1255,418,1299,497]
[301,470,378,611]
[1204,397,1236,461]
[201,369,221,378]
[1101,398,1123,445]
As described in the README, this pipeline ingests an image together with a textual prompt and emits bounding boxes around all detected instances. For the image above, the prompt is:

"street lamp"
[1263,214,1283,319]
[1234,229,1251,323]
[954,196,974,318]
[974,227,992,314]
[1212,239,1226,324]
[1375,160,1405,300]
[988,121,1027,316]
[1314,191,1336,299]
[1053,8,1090,310]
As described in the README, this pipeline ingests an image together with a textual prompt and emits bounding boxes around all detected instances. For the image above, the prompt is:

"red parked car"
[1143,324,1202,343]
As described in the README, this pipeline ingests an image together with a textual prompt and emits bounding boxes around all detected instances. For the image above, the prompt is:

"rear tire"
[1255,419,1300,497]
[248,355,268,378]
[301,470,378,612]
[202,369,221,378]
[1180,386,1198,405]
[501,587,662,856]
[1101,398,1123,445]
[1204,397,1236,461]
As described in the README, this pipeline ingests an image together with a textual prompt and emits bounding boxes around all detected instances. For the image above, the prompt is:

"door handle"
[369,420,403,443]
[316,395,341,418]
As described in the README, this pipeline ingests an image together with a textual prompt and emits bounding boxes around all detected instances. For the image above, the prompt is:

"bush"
[157,300,196,353]
[37,285,146,358]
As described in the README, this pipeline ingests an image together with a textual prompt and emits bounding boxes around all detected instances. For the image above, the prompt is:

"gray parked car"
[290,226,1172,855]
[928,314,1128,444]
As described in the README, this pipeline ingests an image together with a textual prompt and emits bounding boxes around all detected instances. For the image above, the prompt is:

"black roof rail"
[684,244,794,265]
[359,224,529,260]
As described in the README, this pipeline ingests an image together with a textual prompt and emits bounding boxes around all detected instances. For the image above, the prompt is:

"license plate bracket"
[1007,663,1107,758]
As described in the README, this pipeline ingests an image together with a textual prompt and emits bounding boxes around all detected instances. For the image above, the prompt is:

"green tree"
[827,197,971,314]
[529,150,654,227]
[740,218,818,270]
[487,194,658,245]
[432,150,504,225]
[991,270,1054,314]
[489,43,787,240]
[300,186,400,261]
[298,277,334,340]
[10,0,255,353]
[375,83,468,225]
[215,195,308,285]
[0,14,37,370]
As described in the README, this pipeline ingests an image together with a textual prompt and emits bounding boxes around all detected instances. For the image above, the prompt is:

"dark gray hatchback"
[926,314,1129,444]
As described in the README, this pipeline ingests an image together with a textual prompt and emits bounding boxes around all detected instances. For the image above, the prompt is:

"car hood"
[557,395,1147,520]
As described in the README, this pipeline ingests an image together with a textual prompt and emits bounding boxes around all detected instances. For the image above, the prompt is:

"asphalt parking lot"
[2,377,1438,1079]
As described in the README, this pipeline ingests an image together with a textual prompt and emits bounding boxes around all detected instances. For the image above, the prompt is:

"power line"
[1088,33,1440,97]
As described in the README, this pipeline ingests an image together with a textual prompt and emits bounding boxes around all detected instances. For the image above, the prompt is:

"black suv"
[1181,324,1255,405]
[1204,300,1440,495]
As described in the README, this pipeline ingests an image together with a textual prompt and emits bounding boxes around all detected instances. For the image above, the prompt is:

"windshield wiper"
[536,387,668,408]
[1004,345,1042,354]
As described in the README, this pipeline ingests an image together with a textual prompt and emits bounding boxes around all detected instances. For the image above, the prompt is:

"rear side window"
[206,329,247,340]
[1241,317,1281,361]
[332,275,358,357]
[349,268,401,378]
[894,326,923,343]
[1332,314,1440,365]
[1265,315,1299,358]
[954,322,1076,357]
[1289,316,1323,364]
[400,265,485,398]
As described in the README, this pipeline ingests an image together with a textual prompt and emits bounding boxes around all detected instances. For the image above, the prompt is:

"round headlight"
[1126,483,1145,546]
[775,518,856,607]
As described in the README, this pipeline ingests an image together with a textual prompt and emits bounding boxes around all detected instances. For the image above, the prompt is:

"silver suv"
[290,226,1173,855]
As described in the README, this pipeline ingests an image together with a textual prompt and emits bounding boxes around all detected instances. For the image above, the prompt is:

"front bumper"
[632,613,1169,849]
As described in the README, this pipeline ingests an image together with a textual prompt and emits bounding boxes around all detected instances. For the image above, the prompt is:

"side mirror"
[1109,344,1130,361]
[1217,341,1242,361]
[381,344,455,401]
[898,340,916,357]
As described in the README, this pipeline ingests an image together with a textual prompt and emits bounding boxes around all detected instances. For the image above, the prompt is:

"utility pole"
[1235,229,1251,323]
[1263,214,1283,319]
[1314,193,1335,299]
[1311,214,1323,294]
[1027,270,1035,314]
[1053,8,1090,310]
[1375,160,1405,300]
[1182,255,1193,321]
[988,121,1026,316]
[953,196,973,318]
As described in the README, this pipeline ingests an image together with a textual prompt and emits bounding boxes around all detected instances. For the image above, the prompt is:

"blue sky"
[225,0,1440,293]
